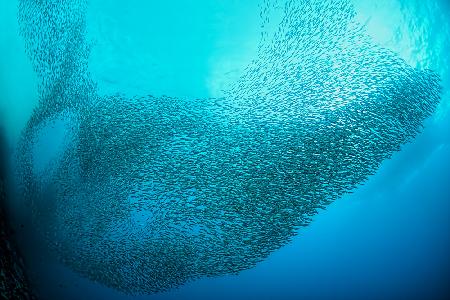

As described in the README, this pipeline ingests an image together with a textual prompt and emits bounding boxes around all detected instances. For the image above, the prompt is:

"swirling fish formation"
[16,0,441,294]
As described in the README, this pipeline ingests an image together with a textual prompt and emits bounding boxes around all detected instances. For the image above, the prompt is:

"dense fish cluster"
[16,0,441,294]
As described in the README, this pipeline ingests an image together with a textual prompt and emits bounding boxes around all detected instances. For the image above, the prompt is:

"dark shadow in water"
[0,124,11,225]
[0,125,6,184]
[0,125,37,299]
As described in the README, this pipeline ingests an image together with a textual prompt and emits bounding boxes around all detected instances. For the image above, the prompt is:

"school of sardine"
[16,0,441,294]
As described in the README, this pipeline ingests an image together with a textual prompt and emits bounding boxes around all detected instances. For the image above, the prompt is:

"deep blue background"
[1,0,449,299]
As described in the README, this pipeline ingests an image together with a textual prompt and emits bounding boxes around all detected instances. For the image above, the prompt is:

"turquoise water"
[1,0,449,299]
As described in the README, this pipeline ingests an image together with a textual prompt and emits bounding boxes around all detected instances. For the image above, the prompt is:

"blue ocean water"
[0,0,449,299]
